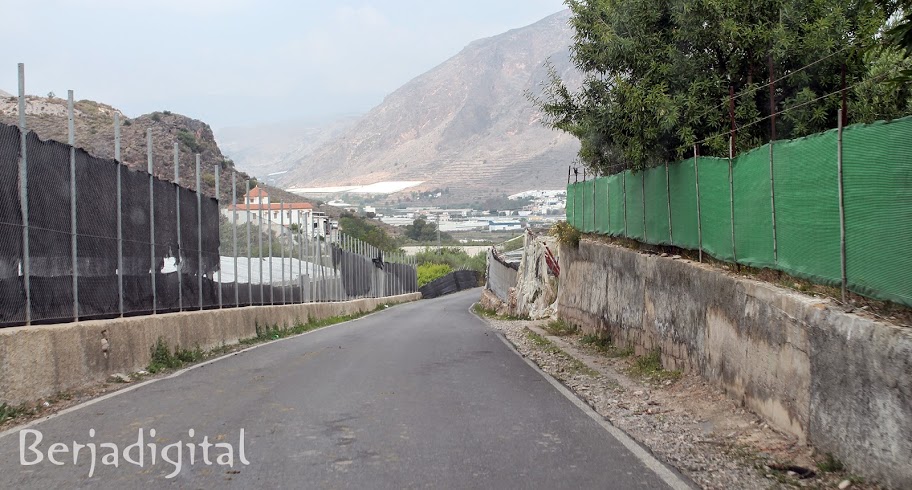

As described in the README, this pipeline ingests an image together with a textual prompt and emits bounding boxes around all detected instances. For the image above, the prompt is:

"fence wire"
[568,115,912,308]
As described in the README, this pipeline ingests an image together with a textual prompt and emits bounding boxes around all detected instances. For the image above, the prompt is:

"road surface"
[0,289,690,489]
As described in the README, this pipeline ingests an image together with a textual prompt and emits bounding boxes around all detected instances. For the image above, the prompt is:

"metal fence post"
[837,109,847,302]
[592,177,596,232]
[694,146,703,263]
[280,201,286,305]
[68,90,78,321]
[316,226,324,302]
[215,165,222,308]
[729,135,737,262]
[642,173,647,243]
[17,63,31,325]
[148,129,157,314]
[196,155,202,311]
[174,143,182,311]
[115,114,123,317]
[232,172,238,306]
[298,213,304,303]
[245,180,251,306]
[622,172,628,237]
[665,162,673,244]
[769,55,780,264]
[268,202,274,306]
[258,190,264,306]
[606,173,611,234]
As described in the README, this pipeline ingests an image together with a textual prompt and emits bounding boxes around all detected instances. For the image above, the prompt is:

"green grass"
[816,453,845,473]
[628,350,682,383]
[579,334,634,358]
[0,402,28,425]
[472,304,528,321]
[524,329,598,377]
[543,319,577,337]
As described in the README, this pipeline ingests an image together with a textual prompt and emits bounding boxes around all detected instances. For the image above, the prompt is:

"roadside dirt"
[477,313,878,490]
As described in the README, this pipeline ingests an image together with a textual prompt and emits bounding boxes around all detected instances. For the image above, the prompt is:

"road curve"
[0,289,690,489]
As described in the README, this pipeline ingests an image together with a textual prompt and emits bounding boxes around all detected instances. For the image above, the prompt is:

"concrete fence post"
[68,90,78,321]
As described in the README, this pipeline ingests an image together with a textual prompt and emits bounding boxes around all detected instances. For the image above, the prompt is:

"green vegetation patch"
[628,349,682,383]
[543,319,578,337]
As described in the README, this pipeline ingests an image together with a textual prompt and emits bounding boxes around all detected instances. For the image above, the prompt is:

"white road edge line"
[0,302,410,441]
[472,306,693,490]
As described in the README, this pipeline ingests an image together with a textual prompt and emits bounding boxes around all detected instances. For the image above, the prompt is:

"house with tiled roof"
[221,186,330,236]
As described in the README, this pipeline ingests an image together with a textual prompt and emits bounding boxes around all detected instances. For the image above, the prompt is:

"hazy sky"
[0,0,566,129]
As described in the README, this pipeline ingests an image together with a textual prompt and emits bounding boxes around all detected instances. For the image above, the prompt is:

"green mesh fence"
[564,116,911,307]
[697,156,735,261]
[668,158,700,249]
[842,118,912,306]
[608,174,625,236]
[580,180,594,233]
[733,144,775,268]
[595,178,610,234]
[773,131,841,285]
[625,171,645,241]
[645,165,671,245]
[566,182,576,229]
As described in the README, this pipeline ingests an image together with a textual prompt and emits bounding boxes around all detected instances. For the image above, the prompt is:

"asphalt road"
[0,289,690,489]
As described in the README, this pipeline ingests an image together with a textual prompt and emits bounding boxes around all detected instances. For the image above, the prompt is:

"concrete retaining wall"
[558,240,912,489]
[0,294,420,406]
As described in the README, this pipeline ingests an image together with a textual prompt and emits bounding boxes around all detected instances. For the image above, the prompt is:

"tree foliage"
[532,0,908,174]
[339,214,400,252]
[404,218,454,243]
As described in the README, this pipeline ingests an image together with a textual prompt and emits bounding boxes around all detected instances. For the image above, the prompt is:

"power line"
[691,42,861,123]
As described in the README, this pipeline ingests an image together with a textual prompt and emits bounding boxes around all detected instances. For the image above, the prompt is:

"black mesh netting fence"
[0,122,420,327]
[419,270,482,300]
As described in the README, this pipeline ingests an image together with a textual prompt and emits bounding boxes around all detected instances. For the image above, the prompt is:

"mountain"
[216,115,359,180]
[280,10,581,197]
[0,94,308,205]
[0,89,11,98]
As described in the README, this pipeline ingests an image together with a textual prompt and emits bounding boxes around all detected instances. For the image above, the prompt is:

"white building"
[488,221,523,232]
[222,186,332,237]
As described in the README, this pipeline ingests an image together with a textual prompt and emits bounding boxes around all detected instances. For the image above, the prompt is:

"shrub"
[549,221,580,248]
[418,263,453,287]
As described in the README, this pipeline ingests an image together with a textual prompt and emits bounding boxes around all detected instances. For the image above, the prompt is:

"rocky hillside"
[0,94,302,204]
[280,10,581,197]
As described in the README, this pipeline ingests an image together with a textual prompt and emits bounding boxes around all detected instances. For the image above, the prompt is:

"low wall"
[558,240,912,489]
[0,294,420,406]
